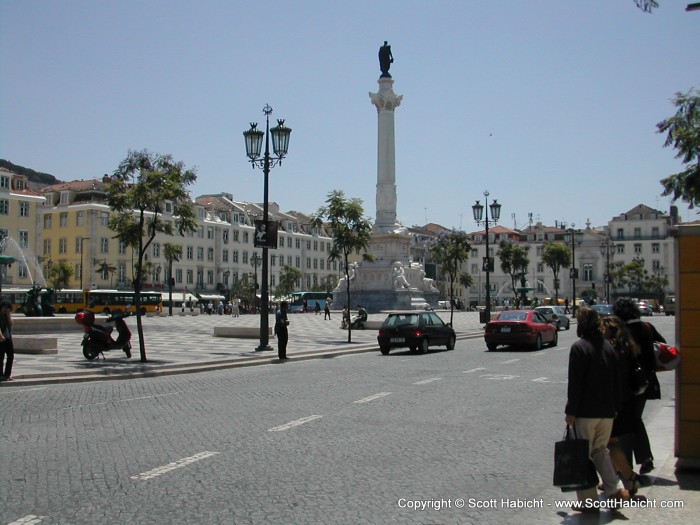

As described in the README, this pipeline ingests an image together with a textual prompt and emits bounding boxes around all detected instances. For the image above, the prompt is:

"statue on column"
[378,41,394,78]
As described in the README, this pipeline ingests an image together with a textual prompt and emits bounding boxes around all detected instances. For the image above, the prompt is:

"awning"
[196,293,225,302]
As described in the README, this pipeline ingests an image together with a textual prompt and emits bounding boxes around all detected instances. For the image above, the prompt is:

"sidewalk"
[3,309,487,386]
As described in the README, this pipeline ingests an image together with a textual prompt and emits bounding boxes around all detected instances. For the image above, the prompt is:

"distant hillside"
[0,159,63,186]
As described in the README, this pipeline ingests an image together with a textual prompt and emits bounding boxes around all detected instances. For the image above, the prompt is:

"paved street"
[1,315,696,524]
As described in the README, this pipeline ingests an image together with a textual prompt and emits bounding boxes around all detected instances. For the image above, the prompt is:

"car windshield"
[498,311,528,321]
[383,314,420,327]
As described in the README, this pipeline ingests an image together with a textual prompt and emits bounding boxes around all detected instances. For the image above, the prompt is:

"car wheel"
[534,334,543,351]
[487,344,497,352]
[565,321,570,330]
[409,345,417,352]
[420,338,429,354]
[556,320,561,331]
[550,331,558,347]
[380,346,390,355]
[446,335,456,350]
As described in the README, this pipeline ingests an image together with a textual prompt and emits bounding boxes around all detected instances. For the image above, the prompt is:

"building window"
[271,255,276,267]
[583,263,593,282]
[119,265,127,284]
[60,213,68,228]
[43,239,51,256]
[197,247,204,260]
[652,260,661,271]
[0,199,9,215]
[207,270,214,284]
[243,251,248,264]
[223,230,229,244]
[18,230,29,248]
[186,246,193,260]
[616,244,625,254]
[100,238,109,253]
[176,269,183,283]
[19,202,29,217]
[295,256,300,267]
[296,239,301,249]
[651,243,660,253]
[119,241,127,255]
[0,175,9,189]
[306,258,311,269]
[60,192,69,204]
[233,231,239,242]
[222,250,229,263]
[233,250,239,263]
[100,212,109,226]
[616,228,624,240]
[18,263,28,279]
[152,243,160,258]
[207,248,214,261]
[652,227,660,239]
[59,238,67,254]
[537,262,544,272]
[634,243,642,254]
[44,214,52,228]
[197,226,204,238]
[196,271,204,288]
[187,270,193,284]
[633,228,641,240]
[243,232,249,244]
[76,211,84,226]
[207,227,214,239]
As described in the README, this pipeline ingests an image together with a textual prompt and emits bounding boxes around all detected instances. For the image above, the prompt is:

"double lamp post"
[564,227,583,316]
[243,105,292,352]
[472,191,501,323]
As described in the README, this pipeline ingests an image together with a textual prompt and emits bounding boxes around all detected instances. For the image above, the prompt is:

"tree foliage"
[312,190,374,343]
[276,265,302,298]
[497,241,530,302]
[107,149,198,361]
[541,243,571,303]
[657,87,700,210]
[431,231,471,325]
[634,0,659,13]
[47,261,74,290]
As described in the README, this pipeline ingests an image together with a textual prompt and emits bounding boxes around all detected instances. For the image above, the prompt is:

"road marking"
[6,515,46,525]
[413,378,442,385]
[500,359,520,364]
[268,415,323,432]
[62,392,181,410]
[130,451,219,481]
[354,392,392,404]
[463,367,486,374]
[480,373,519,380]
[533,377,567,384]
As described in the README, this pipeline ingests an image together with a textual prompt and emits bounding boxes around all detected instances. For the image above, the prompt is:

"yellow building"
[0,167,46,287]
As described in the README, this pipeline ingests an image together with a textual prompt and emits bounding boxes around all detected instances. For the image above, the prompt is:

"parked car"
[637,301,653,316]
[377,311,456,355]
[484,309,558,351]
[592,304,614,318]
[534,306,570,331]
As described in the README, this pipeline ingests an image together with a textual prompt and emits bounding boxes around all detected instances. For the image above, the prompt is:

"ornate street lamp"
[472,191,502,323]
[600,237,616,304]
[250,252,261,293]
[564,227,583,316]
[243,104,291,352]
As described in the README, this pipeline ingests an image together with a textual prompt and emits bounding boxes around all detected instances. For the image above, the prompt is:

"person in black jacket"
[613,298,665,475]
[565,307,630,509]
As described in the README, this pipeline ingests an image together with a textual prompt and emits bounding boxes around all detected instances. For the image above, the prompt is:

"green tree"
[430,231,471,325]
[312,190,374,343]
[541,243,571,305]
[47,261,74,290]
[497,241,530,304]
[634,0,658,13]
[163,242,182,316]
[107,150,198,362]
[276,265,302,298]
[96,260,117,287]
[657,87,700,210]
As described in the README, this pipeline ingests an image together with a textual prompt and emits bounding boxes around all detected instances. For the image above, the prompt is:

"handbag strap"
[564,424,578,440]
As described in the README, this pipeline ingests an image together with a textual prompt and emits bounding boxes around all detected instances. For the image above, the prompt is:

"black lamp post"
[472,191,502,323]
[243,104,291,352]
[250,252,261,305]
[564,227,583,316]
[600,237,616,304]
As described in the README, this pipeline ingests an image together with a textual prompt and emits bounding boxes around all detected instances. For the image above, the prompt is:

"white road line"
[62,392,181,410]
[480,373,519,380]
[130,451,219,481]
[6,515,46,525]
[268,415,323,432]
[500,359,520,364]
[463,367,486,374]
[353,392,391,404]
[533,377,567,384]
[413,378,442,385]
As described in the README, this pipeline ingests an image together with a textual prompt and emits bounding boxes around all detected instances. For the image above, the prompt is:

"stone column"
[369,77,403,233]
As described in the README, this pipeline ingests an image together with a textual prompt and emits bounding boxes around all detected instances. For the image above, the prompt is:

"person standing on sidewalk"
[565,307,630,511]
[275,301,290,360]
[0,301,14,382]
[324,299,332,320]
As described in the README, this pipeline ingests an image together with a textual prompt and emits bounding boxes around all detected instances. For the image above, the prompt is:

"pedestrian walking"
[612,298,663,475]
[0,301,14,382]
[314,302,321,315]
[232,297,240,317]
[275,301,290,360]
[324,301,331,320]
[564,297,570,314]
[565,307,630,511]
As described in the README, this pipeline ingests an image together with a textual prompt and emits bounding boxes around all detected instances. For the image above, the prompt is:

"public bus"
[289,291,331,313]
[0,287,32,313]
[84,289,163,315]
[52,289,86,313]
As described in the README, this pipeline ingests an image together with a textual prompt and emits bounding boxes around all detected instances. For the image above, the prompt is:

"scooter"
[75,310,133,360]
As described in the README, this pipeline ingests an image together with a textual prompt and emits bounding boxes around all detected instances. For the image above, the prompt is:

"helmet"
[74,310,95,326]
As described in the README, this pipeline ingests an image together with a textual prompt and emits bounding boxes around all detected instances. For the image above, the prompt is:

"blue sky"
[1,0,698,230]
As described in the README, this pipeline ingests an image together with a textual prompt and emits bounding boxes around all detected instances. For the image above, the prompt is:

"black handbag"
[631,357,650,396]
[553,425,598,491]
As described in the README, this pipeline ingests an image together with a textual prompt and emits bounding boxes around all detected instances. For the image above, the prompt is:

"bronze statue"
[378,41,393,78]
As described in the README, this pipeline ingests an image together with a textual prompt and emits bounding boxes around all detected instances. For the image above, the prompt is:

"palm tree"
[541,243,571,305]
[431,231,471,325]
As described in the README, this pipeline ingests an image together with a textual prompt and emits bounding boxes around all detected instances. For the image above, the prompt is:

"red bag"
[654,342,681,371]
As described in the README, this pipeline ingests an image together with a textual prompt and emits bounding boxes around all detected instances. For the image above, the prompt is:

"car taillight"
[378,329,385,337]
[414,330,422,337]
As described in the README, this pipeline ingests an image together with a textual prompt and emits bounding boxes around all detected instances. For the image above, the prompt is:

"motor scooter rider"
[350,305,368,329]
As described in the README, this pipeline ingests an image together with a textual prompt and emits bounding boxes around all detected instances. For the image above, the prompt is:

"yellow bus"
[0,287,32,313]
[85,289,163,315]
[52,289,86,314]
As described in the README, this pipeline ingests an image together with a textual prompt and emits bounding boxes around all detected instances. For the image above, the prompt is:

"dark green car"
[377,311,456,355]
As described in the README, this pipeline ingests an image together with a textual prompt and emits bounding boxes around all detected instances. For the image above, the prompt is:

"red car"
[484,309,558,351]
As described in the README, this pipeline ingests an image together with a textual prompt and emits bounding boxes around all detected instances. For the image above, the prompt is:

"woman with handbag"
[612,298,664,475]
[565,307,630,511]
[601,315,651,495]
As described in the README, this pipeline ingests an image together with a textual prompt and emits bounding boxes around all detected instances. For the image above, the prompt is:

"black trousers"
[277,329,288,359]
[1,338,14,378]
